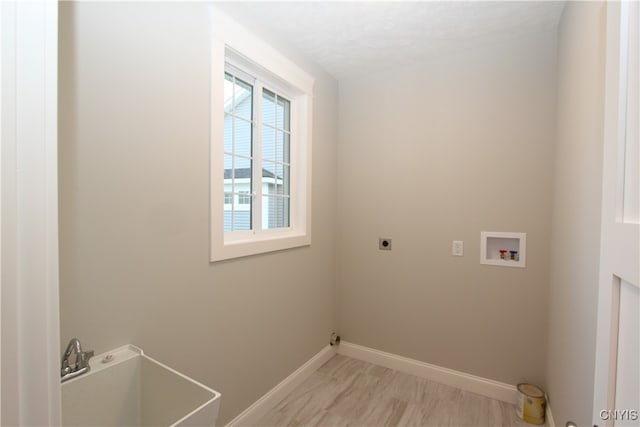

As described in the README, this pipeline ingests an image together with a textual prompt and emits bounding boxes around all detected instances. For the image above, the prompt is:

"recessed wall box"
[480,231,526,268]
[379,238,392,251]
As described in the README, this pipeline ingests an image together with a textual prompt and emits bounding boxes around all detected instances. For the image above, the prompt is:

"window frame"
[210,8,314,262]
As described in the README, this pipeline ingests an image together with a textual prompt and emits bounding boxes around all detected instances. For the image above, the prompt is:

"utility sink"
[61,345,221,426]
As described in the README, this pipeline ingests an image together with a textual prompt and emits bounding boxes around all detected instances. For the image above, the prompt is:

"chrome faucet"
[61,338,94,383]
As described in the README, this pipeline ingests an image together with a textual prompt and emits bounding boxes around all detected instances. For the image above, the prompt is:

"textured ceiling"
[218,1,565,80]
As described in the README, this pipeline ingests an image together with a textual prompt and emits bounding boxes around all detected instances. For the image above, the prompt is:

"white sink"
[61,345,221,426]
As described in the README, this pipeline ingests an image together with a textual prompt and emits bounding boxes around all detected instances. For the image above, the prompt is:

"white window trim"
[210,6,314,262]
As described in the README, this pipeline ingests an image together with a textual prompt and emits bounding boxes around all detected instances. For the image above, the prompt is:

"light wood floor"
[257,354,529,426]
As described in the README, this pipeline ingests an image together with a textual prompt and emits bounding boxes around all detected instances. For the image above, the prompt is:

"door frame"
[0,0,61,424]
[592,1,640,425]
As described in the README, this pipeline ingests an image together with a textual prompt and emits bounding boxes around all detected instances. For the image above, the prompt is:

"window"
[238,191,251,205]
[261,89,291,230]
[210,9,314,262]
[223,70,292,229]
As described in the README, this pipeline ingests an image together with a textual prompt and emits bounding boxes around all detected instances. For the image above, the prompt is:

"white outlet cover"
[452,240,464,256]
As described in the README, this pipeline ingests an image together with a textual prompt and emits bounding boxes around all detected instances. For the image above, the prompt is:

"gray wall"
[546,2,606,425]
[59,2,611,424]
[58,2,338,424]
[336,33,558,387]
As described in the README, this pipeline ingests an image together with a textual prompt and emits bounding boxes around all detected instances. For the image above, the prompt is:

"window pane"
[263,196,290,229]
[234,119,252,157]
[238,191,251,205]
[224,73,253,119]
[262,89,276,126]
[223,154,233,180]
[282,197,290,228]
[262,161,272,196]
[274,163,285,195]
[224,114,232,152]
[276,96,290,130]
[282,164,290,196]
[234,78,253,120]
[276,130,285,163]
[224,73,234,114]
[222,71,298,237]
[232,187,252,231]
[240,170,252,231]
[224,72,255,233]
[273,164,289,197]
[263,160,276,182]
[283,133,290,164]
[233,210,252,231]
[224,152,253,232]
[262,125,276,161]
[224,212,232,232]
[262,183,272,196]
[234,155,251,172]
[263,196,273,229]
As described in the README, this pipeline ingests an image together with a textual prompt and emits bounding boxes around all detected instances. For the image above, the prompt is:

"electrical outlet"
[452,240,464,256]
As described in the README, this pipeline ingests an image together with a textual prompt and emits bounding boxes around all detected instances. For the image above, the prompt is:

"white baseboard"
[545,400,555,427]
[227,340,544,426]
[225,345,336,427]
[337,341,519,404]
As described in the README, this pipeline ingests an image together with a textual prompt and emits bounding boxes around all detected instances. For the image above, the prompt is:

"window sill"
[210,231,311,262]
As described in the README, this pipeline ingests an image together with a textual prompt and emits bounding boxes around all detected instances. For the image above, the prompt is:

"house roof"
[224,168,278,180]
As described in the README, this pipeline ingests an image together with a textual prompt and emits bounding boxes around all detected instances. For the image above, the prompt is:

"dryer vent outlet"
[379,238,392,250]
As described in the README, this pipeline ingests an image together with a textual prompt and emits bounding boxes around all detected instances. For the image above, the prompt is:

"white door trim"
[593,1,640,425]
[0,0,61,424]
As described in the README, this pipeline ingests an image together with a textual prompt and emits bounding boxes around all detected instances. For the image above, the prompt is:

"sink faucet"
[61,338,94,383]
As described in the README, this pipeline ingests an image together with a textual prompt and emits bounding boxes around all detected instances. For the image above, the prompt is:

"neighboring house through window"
[223,73,291,232]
